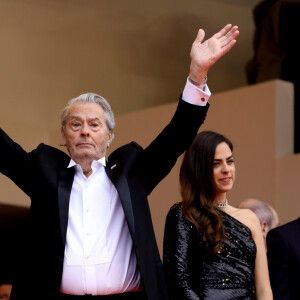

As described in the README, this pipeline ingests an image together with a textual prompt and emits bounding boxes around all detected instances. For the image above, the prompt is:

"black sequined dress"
[163,203,257,300]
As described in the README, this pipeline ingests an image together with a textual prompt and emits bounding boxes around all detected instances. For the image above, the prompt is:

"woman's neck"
[215,193,227,204]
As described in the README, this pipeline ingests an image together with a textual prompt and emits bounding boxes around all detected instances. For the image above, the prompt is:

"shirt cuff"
[182,76,211,106]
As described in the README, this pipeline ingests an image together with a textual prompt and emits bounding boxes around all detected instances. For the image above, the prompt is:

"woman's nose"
[221,164,229,172]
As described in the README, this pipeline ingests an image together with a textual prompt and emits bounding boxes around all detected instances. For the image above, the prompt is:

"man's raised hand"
[189,24,239,83]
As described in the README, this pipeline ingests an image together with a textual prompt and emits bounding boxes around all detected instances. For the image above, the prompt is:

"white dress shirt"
[60,80,211,295]
[60,158,141,295]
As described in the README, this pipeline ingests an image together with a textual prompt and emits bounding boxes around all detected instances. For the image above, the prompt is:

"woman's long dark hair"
[180,131,233,254]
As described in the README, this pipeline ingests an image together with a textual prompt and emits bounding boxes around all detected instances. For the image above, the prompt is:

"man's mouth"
[77,142,93,147]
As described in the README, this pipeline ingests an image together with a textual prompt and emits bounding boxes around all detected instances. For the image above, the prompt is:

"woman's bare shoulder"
[226,206,260,235]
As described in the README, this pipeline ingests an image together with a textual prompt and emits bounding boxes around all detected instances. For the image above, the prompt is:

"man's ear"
[107,130,114,148]
[61,127,67,146]
[261,221,269,239]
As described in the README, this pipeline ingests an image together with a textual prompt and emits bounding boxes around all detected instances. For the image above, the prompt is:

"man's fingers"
[221,28,239,48]
[195,28,205,44]
[220,39,237,56]
[214,24,233,39]
[224,26,239,41]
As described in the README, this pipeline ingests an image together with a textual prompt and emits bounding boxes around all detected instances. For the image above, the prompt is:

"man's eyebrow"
[68,116,101,121]
[68,115,82,120]
[88,117,101,122]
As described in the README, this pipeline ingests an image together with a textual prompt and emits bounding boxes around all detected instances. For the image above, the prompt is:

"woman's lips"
[219,177,231,183]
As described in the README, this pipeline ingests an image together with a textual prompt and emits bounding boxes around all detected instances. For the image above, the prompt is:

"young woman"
[163,131,272,300]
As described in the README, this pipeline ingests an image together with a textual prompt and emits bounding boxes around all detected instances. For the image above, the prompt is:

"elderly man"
[238,198,279,249]
[0,25,238,300]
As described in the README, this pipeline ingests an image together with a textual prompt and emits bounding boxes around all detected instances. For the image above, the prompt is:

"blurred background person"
[267,217,300,300]
[238,198,279,249]
[163,131,272,299]
[0,281,12,300]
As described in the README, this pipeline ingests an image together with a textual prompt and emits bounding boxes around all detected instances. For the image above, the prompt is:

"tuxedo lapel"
[58,167,75,247]
[106,164,135,237]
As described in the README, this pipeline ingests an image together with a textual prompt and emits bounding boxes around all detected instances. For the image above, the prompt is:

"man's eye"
[70,123,81,129]
[91,123,99,127]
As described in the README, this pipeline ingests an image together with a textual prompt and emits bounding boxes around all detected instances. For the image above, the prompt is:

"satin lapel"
[58,167,75,247]
[106,165,135,237]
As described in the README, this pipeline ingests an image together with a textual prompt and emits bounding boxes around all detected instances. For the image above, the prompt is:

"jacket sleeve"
[137,98,209,195]
[163,203,202,300]
[0,127,42,197]
[266,228,291,300]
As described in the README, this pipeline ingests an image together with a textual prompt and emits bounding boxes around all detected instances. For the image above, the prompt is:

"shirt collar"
[67,157,106,169]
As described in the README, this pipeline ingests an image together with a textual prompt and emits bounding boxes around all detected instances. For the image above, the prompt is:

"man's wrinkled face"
[62,103,112,163]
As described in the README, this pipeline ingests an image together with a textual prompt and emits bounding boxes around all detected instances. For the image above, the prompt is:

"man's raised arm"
[183,24,239,105]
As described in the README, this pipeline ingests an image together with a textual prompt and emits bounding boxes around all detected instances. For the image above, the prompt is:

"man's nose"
[80,124,90,137]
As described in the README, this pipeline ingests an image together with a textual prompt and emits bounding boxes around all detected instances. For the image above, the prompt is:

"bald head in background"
[238,198,279,248]
[0,283,12,300]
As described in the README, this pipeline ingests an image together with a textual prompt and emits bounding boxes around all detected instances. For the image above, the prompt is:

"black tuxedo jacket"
[267,218,300,300]
[0,98,209,300]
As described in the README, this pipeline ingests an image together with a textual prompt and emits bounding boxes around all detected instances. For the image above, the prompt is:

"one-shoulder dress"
[163,202,257,300]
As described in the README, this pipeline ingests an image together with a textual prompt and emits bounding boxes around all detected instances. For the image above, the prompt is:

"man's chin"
[71,151,102,161]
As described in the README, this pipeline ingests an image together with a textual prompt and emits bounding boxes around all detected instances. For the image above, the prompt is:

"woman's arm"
[247,210,273,300]
[163,203,202,300]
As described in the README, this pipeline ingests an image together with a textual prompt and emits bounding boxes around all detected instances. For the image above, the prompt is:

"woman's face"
[213,142,235,195]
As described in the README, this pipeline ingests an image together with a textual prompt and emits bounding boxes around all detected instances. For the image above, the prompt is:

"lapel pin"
[111,164,117,170]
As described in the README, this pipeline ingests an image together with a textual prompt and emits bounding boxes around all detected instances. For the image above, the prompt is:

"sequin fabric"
[163,202,257,300]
